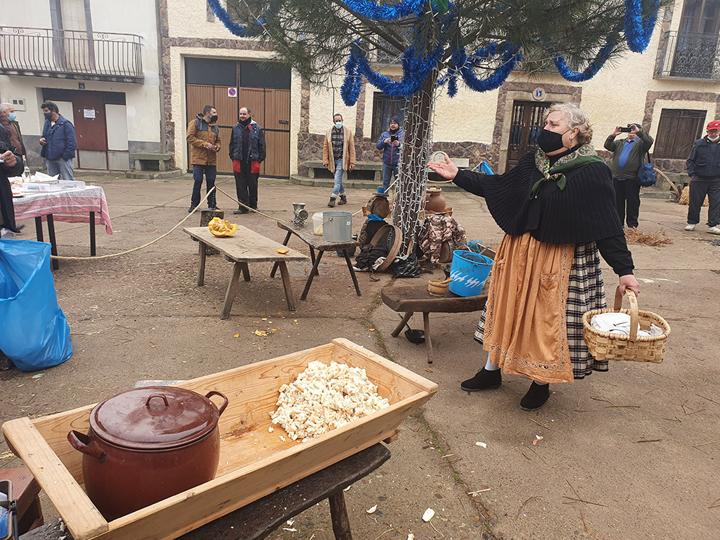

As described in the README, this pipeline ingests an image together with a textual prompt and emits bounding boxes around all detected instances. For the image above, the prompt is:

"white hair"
[547,102,593,144]
[0,103,12,114]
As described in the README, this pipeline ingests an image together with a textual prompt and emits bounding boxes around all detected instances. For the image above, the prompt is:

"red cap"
[707,120,720,131]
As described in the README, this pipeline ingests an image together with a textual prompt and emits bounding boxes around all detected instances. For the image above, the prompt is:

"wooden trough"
[2,339,437,540]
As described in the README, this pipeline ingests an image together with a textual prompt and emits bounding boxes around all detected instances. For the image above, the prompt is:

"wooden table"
[184,226,308,317]
[381,282,488,364]
[14,186,113,270]
[21,444,391,540]
[270,221,361,301]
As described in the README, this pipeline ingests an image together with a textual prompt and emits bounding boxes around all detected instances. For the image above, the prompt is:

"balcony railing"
[658,30,720,80]
[0,26,143,82]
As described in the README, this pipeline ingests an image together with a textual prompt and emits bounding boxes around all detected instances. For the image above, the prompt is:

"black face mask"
[536,128,569,154]
[209,115,218,124]
[43,111,53,120]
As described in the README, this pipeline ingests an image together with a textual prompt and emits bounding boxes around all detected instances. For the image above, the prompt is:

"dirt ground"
[1,174,719,540]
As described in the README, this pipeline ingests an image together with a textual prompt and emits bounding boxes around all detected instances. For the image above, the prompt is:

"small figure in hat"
[685,120,720,234]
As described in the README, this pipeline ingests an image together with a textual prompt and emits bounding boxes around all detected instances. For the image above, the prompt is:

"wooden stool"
[1,466,44,535]
[381,283,488,363]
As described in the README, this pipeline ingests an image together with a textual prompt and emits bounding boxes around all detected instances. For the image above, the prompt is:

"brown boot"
[328,196,336,208]
[338,194,347,205]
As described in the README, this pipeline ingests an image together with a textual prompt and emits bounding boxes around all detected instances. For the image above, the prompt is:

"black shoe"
[208,206,219,211]
[328,197,336,208]
[520,382,550,411]
[233,208,247,215]
[338,194,347,205]
[460,368,502,392]
[188,206,195,213]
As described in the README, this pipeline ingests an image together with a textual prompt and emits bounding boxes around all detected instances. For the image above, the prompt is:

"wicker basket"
[582,289,670,363]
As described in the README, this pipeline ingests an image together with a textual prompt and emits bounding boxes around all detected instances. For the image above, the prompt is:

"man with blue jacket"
[375,116,404,190]
[39,101,77,180]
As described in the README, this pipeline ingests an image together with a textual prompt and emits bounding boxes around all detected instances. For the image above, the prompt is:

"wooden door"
[506,100,549,170]
[73,93,108,168]
[213,87,236,173]
[263,89,290,178]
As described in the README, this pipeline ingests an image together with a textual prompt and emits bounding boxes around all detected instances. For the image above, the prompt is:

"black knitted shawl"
[454,152,624,245]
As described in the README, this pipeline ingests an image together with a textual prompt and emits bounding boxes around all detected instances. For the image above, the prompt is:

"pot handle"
[205,391,229,417]
[68,430,106,463]
[145,394,169,409]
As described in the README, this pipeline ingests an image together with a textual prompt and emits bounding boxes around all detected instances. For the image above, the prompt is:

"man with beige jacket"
[322,113,356,207]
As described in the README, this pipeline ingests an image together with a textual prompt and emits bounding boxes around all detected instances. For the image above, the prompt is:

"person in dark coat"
[39,101,76,180]
[229,107,266,214]
[0,127,24,236]
[685,120,720,235]
[429,103,639,411]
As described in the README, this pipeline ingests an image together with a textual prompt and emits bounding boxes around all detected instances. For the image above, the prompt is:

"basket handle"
[613,288,639,341]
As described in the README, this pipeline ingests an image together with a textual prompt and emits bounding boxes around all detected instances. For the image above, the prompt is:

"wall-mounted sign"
[83,108,96,119]
[532,87,546,101]
[227,87,238,98]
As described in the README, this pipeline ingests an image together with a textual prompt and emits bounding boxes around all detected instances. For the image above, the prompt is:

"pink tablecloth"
[13,186,113,234]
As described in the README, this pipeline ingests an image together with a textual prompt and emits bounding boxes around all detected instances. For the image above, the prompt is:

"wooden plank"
[183,226,308,263]
[2,418,109,540]
[381,284,488,314]
[8,341,436,540]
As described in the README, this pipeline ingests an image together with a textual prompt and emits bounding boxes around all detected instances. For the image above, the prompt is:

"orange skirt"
[483,233,575,383]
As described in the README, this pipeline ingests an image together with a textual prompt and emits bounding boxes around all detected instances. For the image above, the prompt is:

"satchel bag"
[638,151,657,187]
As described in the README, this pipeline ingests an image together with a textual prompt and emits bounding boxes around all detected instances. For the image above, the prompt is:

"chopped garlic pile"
[271,361,390,442]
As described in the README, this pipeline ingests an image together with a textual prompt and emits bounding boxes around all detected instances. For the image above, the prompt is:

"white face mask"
[334,121,343,129]
[708,135,720,142]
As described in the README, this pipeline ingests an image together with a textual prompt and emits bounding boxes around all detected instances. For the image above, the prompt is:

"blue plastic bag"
[0,239,72,371]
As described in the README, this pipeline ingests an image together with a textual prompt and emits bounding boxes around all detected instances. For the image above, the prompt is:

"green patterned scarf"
[530,144,604,199]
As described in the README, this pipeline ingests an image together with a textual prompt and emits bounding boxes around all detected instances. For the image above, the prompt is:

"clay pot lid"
[90,386,220,450]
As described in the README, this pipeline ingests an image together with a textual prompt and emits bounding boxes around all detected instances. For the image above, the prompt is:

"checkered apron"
[475,242,608,379]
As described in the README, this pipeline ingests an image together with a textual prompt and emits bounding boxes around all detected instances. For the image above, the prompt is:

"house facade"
[0,0,162,170]
[3,1,717,178]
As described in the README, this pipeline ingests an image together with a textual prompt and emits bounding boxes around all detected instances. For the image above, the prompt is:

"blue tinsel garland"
[208,0,264,37]
[624,0,660,53]
[554,38,617,82]
[212,0,660,100]
[339,0,425,21]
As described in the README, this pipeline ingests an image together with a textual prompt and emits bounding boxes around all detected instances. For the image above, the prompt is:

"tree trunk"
[393,69,437,254]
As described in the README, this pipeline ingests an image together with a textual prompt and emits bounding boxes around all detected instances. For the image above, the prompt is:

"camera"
[619,126,632,133]
[390,135,398,142]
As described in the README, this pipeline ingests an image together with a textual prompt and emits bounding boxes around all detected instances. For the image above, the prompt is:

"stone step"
[125,168,184,179]
[289,175,465,191]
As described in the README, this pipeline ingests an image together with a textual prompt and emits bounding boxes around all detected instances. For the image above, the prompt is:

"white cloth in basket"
[590,313,663,337]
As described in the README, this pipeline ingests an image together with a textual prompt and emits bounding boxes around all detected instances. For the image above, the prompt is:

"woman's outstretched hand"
[427,154,458,181]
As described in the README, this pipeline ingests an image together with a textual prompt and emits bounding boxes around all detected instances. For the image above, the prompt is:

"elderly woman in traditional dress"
[428,103,640,410]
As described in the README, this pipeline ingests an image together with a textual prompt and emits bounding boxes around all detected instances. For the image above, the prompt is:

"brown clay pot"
[68,386,228,520]
[425,187,447,213]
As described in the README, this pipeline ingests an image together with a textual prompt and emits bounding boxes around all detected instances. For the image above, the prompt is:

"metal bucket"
[323,211,352,243]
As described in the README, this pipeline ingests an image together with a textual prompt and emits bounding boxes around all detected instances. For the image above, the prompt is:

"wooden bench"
[183,226,308,317]
[21,444,391,540]
[303,160,382,182]
[270,221,361,301]
[130,152,173,172]
[381,282,488,364]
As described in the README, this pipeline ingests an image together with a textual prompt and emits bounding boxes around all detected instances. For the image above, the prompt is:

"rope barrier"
[50,187,219,261]
[48,182,382,261]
